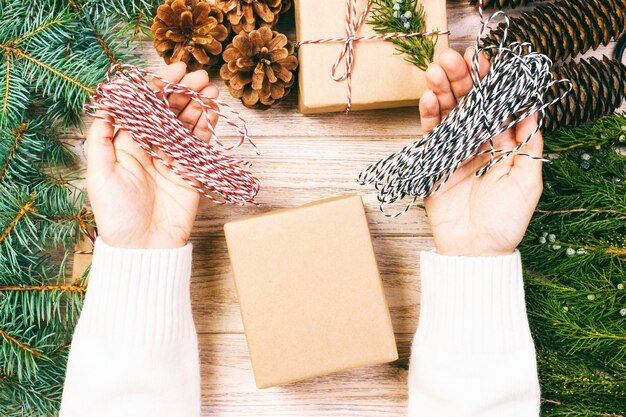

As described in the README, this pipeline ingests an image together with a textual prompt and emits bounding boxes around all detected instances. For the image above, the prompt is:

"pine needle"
[367,0,438,70]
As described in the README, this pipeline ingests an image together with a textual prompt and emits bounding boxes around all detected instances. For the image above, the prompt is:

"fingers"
[424,47,486,119]
[463,47,491,81]
[149,62,187,93]
[168,70,211,115]
[439,48,473,102]
[180,83,220,138]
[419,90,441,135]
[425,62,457,118]
[86,112,116,177]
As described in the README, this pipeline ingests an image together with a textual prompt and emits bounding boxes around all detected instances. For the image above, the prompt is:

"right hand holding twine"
[420,48,544,257]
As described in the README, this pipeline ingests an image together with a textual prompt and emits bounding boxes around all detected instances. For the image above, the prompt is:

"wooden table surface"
[70,1,624,415]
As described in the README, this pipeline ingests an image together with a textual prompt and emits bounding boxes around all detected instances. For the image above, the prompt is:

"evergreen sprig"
[0,0,155,414]
[82,0,160,37]
[367,0,438,70]
[0,0,154,129]
[0,120,91,415]
[520,113,626,417]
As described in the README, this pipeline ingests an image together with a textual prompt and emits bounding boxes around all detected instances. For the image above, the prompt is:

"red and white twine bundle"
[85,64,260,206]
[297,0,450,112]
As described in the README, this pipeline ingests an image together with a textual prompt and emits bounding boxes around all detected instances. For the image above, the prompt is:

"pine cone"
[469,0,533,9]
[544,57,626,131]
[280,0,292,14]
[151,0,229,71]
[483,0,626,62]
[216,0,284,33]
[220,27,298,108]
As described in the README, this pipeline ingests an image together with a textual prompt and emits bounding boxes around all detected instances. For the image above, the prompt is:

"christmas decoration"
[280,0,292,14]
[0,118,93,415]
[0,0,154,414]
[83,0,160,36]
[86,64,260,205]
[520,113,626,416]
[359,12,570,215]
[220,26,298,108]
[0,0,158,128]
[215,0,284,34]
[149,0,296,107]
[295,0,448,113]
[224,195,398,388]
[367,0,439,71]
[543,56,626,131]
[151,0,229,71]
[483,0,626,63]
[469,0,533,9]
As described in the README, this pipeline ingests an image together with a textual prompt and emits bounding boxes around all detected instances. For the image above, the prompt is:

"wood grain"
[67,0,625,414]
[198,333,413,417]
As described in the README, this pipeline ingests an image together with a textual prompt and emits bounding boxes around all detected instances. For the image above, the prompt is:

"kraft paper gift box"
[224,195,398,388]
[295,0,449,113]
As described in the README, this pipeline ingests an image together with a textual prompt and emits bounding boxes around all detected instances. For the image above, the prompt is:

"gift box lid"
[296,0,449,113]
[224,195,398,388]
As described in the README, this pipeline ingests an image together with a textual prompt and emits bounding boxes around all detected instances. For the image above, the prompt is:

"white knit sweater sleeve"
[408,250,541,417]
[60,238,201,417]
[60,241,539,417]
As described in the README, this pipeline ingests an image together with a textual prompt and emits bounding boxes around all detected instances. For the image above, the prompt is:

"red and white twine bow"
[85,64,260,206]
[296,0,450,112]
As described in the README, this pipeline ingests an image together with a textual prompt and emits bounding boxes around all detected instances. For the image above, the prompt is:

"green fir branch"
[0,118,91,416]
[520,113,626,417]
[81,0,160,37]
[0,0,152,413]
[367,0,438,70]
[0,349,69,415]
[0,0,149,128]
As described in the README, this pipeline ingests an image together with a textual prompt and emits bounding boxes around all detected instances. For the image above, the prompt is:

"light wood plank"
[189,236,429,335]
[198,333,413,417]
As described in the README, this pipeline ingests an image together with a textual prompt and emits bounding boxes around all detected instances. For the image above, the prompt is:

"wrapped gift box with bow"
[295,0,449,113]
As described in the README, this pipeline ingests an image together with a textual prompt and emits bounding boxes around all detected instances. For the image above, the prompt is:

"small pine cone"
[468,0,533,9]
[483,0,626,63]
[151,0,229,71]
[543,57,626,131]
[216,0,284,34]
[220,27,298,108]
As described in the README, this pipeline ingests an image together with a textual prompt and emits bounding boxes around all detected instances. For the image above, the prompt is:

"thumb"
[86,112,116,178]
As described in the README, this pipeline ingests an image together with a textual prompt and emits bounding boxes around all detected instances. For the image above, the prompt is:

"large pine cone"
[216,0,284,33]
[544,57,626,131]
[469,0,534,9]
[483,0,626,63]
[151,0,229,70]
[220,26,298,108]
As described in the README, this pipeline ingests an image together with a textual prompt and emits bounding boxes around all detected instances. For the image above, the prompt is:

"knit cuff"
[75,238,195,348]
[415,250,533,354]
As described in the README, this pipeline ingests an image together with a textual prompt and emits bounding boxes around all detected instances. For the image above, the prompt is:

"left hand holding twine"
[87,63,219,249]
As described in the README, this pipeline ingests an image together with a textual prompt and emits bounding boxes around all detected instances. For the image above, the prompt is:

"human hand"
[86,63,219,249]
[420,48,543,257]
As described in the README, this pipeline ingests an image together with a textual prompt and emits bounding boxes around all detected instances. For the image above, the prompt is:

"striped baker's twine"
[296,0,450,112]
[84,64,260,206]
[358,11,573,217]
[73,228,97,255]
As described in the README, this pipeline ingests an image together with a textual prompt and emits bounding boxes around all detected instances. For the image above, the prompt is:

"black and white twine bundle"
[358,11,572,217]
